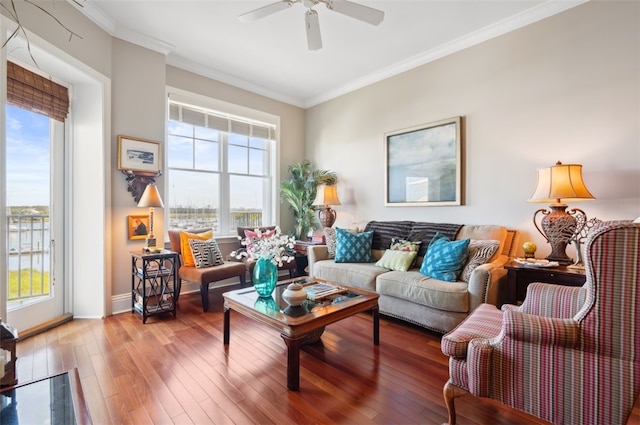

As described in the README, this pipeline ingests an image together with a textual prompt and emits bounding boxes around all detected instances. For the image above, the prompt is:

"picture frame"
[117,135,161,173]
[128,215,150,240]
[384,116,463,206]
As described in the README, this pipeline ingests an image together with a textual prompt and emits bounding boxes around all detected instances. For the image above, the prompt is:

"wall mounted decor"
[128,214,150,240]
[118,135,161,173]
[384,116,462,206]
[118,135,162,203]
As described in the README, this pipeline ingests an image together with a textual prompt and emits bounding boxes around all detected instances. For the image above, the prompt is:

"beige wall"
[3,0,639,313]
[305,1,640,259]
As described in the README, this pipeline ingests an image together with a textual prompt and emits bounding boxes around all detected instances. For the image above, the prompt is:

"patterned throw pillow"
[390,237,421,268]
[335,228,374,263]
[188,239,225,269]
[375,250,417,272]
[324,227,358,259]
[180,230,213,267]
[419,232,470,282]
[244,229,276,250]
[460,240,500,282]
[390,238,421,252]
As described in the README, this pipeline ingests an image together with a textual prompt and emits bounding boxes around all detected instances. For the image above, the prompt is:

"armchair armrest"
[519,282,587,318]
[307,245,329,277]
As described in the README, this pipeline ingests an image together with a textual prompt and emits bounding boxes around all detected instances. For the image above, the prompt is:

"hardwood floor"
[15,286,640,425]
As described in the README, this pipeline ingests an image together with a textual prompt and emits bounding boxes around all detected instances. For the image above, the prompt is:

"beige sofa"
[308,221,519,333]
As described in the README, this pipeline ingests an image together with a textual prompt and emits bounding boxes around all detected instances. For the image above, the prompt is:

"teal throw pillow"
[419,232,470,282]
[335,228,374,263]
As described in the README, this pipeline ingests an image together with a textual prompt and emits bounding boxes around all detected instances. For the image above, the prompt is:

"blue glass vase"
[253,257,278,297]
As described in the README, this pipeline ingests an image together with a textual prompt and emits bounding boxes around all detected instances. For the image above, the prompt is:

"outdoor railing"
[168,210,263,235]
[6,214,51,304]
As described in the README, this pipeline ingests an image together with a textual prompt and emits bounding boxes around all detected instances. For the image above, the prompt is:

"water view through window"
[5,104,52,305]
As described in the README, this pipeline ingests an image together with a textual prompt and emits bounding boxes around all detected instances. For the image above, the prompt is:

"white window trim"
[165,87,281,236]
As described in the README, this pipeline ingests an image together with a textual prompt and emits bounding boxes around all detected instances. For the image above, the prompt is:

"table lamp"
[137,183,164,251]
[313,184,341,228]
[528,161,594,264]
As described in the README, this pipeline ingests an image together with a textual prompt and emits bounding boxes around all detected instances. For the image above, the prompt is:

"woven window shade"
[6,61,70,122]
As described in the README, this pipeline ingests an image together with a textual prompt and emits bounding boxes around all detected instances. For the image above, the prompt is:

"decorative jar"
[282,282,307,306]
[252,256,278,297]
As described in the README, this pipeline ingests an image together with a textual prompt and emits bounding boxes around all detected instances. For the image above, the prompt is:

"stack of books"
[304,282,347,301]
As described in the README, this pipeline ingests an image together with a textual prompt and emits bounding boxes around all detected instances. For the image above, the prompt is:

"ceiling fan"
[239,0,385,51]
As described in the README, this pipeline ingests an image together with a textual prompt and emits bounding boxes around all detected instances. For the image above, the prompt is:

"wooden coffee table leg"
[372,306,379,345]
[223,307,231,344]
[281,334,304,390]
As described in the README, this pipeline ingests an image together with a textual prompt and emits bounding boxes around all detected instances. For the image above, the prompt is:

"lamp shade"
[313,184,341,206]
[528,161,595,204]
[137,183,164,208]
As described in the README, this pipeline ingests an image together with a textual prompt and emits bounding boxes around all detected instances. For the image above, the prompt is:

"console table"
[504,260,586,304]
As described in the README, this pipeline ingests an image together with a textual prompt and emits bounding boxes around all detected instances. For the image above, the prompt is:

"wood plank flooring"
[15,286,640,425]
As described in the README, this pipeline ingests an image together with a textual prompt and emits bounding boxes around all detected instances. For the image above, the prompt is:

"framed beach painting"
[117,135,161,173]
[384,116,463,206]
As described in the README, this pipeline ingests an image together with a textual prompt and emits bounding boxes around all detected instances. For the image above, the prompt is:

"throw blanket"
[364,221,463,258]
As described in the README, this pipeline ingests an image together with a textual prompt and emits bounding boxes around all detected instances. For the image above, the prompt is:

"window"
[167,93,278,236]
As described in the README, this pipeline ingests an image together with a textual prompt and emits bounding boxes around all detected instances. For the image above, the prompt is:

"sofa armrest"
[466,260,507,309]
[307,245,329,277]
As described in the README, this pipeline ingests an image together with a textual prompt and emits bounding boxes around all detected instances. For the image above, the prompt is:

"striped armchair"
[441,221,640,425]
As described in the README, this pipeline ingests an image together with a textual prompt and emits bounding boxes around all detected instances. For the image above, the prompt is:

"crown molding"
[70,1,174,55]
[303,0,589,108]
[70,0,588,109]
[165,55,306,108]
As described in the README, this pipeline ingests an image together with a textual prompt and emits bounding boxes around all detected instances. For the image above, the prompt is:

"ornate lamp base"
[533,205,587,265]
[318,207,337,228]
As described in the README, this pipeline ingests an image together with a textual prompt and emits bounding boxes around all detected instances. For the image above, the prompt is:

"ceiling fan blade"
[305,10,322,50]
[325,0,384,25]
[239,1,295,23]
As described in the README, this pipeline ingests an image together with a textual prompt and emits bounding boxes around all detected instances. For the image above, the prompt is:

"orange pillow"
[180,230,213,267]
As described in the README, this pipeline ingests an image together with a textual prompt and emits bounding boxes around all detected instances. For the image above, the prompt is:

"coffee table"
[223,278,379,390]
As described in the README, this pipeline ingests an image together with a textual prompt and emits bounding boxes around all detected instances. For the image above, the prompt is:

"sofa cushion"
[376,270,470,313]
[312,260,386,291]
[189,238,224,269]
[420,233,470,282]
[363,221,414,250]
[335,229,374,263]
[180,230,213,267]
[375,250,417,272]
[460,239,500,282]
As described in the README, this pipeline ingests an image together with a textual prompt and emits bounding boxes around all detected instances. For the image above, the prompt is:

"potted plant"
[280,160,337,240]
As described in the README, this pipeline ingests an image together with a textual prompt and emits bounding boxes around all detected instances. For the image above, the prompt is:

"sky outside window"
[5,105,50,207]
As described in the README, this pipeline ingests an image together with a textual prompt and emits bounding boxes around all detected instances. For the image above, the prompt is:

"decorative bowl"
[282,283,308,306]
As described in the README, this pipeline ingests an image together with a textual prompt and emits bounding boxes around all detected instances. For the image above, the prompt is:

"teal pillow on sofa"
[335,228,374,263]
[419,232,470,282]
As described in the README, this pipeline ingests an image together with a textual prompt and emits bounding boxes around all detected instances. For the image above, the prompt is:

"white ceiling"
[75,0,586,108]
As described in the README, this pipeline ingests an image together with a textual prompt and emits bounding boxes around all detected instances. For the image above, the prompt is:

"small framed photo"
[128,215,149,240]
[117,135,161,173]
[384,116,463,206]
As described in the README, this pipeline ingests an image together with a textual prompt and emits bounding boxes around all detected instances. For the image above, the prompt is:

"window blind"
[6,61,70,122]
[169,102,274,140]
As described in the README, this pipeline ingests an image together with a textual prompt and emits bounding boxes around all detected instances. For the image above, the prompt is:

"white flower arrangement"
[230,226,296,267]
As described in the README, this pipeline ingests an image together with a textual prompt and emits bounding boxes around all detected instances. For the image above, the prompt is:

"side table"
[131,250,179,323]
[504,260,586,305]
[293,240,324,276]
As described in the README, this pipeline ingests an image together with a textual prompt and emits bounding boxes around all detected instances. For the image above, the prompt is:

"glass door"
[5,104,66,332]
